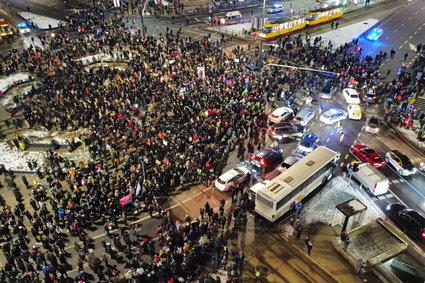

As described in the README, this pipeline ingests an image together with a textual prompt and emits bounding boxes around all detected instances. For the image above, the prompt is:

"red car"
[351,144,386,168]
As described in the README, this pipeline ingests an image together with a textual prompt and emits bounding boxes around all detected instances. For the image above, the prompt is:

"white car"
[342,88,361,104]
[364,116,380,133]
[385,150,417,176]
[267,3,284,13]
[320,108,348,124]
[268,107,294,124]
[347,104,361,120]
[214,167,250,191]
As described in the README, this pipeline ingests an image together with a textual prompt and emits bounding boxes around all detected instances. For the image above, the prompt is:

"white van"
[248,180,270,201]
[351,163,389,196]
[220,11,242,25]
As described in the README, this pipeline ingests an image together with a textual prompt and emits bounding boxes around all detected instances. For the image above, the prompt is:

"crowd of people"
[1,2,424,282]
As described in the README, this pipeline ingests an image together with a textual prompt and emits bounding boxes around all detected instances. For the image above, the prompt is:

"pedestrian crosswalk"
[389,178,405,184]
[376,193,394,200]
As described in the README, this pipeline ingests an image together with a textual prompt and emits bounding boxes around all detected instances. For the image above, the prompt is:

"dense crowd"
[1,3,424,283]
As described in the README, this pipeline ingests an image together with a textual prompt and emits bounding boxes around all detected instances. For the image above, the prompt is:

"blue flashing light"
[366,28,383,41]
[18,22,28,28]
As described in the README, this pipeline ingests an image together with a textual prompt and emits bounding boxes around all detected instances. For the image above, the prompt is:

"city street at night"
[1,0,425,282]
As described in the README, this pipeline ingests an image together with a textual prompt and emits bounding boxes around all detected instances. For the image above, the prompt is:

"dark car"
[250,147,284,177]
[361,87,378,103]
[386,203,425,241]
[297,132,319,153]
[319,83,336,99]
[282,152,305,169]
[269,122,305,140]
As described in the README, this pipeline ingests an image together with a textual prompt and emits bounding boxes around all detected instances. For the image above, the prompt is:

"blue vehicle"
[17,22,31,34]
[297,132,319,153]
[366,28,383,41]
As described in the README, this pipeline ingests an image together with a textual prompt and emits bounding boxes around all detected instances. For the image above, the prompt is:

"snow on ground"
[299,176,385,225]
[0,73,31,94]
[0,83,36,109]
[17,12,64,30]
[311,19,379,50]
[22,35,45,50]
[79,53,115,65]
[208,22,252,36]
[0,142,46,171]
[21,127,87,145]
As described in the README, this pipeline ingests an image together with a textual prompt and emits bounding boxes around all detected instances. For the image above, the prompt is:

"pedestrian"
[355,259,364,274]
[305,237,313,255]
[339,132,344,144]
[404,52,408,62]
[331,21,334,29]
[335,22,339,29]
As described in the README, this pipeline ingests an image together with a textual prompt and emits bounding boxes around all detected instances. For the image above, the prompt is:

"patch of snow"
[299,176,385,225]
[21,128,87,145]
[0,73,31,94]
[0,83,35,109]
[0,142,46,172]
[22,35,45,50]
[311,19,379,50]
[17,12,64,30]
[79,53,115,65]
[60,147,93,166]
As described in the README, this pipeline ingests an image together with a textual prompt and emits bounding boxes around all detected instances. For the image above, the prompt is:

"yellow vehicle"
[0,18,13,38]
[305,6,343,26]
[257,16,307,40]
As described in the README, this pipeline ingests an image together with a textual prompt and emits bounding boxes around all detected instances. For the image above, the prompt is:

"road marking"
[380,63,385,67]
[357,133,361,138]
[404,40,408,44]
[326,137,330,143]
[409,36,413,39]
[419,27,422,31]
[195,18,200,21]
[385,36,390,40]
[399,46,403,49]
[414,31,418,35]
[330,130,334,135]
[344,154,349,159]
[408,17,412,21]
[414,12,418,15]
[399,178,405,183]
[377,195,385,200]
[393,29,398,33]
[393,179,399,184]
[401,23,405,27]
[385,193,393,198]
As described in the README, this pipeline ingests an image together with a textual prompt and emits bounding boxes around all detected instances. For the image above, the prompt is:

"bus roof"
[257,146,338,200]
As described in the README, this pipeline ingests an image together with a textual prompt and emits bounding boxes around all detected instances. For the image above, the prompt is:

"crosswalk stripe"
[392,179,399,184]
[399,179,405,183]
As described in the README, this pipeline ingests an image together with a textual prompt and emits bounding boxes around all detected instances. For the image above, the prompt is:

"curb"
[388,124,425,156]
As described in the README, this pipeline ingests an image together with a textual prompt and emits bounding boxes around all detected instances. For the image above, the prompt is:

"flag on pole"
[120,193,133,207]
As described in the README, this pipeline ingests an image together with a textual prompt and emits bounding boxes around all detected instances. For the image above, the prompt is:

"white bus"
[255,146,338,222]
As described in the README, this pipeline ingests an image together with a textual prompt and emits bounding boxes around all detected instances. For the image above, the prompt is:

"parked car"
[361,87,378,103]
[347,104,361,120]
[267,3,284,13]
[214,167,250,191]
[385,150,417,176]
[342,88,361,104]
[270,122,305,140]
[267,107,294,124]
[250,147,284,176]
[319,83,336,99]
[320,108,348,124]
[297,132,319,153]
[351,144,385,168]
[386,203,425,241]
[364,116,380,134]
[294,107,315,126]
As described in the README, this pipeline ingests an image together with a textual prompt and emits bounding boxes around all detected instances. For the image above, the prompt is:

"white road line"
[399,179,405,183]
[408,17,412,21]
[419,27,422,30]
[399,46,403,49]
[326,137,330,143]
[393,29,398,33]
[330,130,334,135]
[414,31,418,35]
[195,18,200,22]
[357,133,361,138]
[344,154,349,159]
[380,63,385,67]
[401,23,405,27]
[385,36,390,40]
[385,193,393,198]
[393,179,399,184]
[404,40,408,44]
[409,36,413,39]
